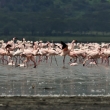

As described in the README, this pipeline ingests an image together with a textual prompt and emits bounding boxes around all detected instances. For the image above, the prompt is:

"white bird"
[8,60,15,66]
[70,62,78,66]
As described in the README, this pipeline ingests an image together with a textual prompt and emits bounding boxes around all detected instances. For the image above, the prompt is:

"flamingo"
[82,47,102,66]
[59,40,77,67]
[46,42,59,66]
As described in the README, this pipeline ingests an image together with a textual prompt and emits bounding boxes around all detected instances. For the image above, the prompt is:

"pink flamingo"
[59,40,77,67]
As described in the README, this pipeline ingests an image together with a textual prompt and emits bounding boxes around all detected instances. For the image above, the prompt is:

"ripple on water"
[0,56,109,96]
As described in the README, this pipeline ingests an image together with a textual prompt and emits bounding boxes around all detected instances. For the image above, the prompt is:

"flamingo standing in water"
[18,43,37,68]
[0,48,8,64]
[59,40,77,67]
[5,37,17,66]
[2,38,110,68]
[46,42,59,66]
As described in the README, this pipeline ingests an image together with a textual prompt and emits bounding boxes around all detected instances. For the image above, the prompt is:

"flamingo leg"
[50,56,52,66]
[63,55,66,67]
[30,56,37,68]
[54,55,58,66]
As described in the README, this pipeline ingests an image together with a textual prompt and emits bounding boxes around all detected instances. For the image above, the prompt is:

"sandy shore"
[0,96,110,110]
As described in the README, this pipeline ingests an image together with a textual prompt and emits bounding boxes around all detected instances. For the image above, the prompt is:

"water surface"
[0,56,109,96]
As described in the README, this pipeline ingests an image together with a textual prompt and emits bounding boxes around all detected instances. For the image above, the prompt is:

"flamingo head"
[5,44,12,49]
[72,40,77,43]
[60,41,68,49]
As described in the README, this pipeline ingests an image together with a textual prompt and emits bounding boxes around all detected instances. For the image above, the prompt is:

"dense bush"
[0,0,110,39]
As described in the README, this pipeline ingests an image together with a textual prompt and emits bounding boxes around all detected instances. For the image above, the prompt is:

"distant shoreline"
[1,36,110,43]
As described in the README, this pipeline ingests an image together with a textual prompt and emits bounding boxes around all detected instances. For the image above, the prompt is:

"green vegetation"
[1,35,110,43]
[33,36,110,43]
[0,0,110,41]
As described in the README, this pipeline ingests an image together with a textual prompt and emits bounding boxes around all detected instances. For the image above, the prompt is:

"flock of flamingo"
[0,37,110,68]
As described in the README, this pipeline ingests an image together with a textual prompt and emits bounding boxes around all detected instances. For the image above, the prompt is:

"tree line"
[0,0,110,39]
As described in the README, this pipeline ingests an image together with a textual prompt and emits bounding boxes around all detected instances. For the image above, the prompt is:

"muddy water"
[0,56,109,96]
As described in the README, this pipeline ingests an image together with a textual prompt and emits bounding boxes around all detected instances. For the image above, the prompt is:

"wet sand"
[0,96,110,110]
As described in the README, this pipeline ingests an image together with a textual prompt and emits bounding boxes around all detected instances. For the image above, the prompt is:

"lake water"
[0,56,110,96]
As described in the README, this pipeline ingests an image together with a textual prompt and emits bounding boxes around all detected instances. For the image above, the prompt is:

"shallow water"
[0,56,110,96]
